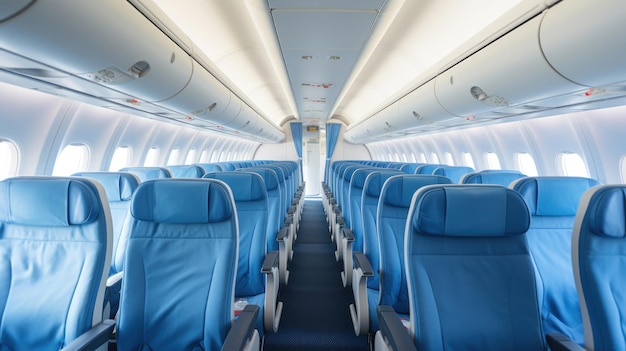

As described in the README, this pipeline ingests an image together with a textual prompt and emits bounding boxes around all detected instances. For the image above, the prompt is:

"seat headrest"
[412,185,530,237]
[364,171,402,198]
[462,171,526,186]
[240,169,279,191]
[119,167,172,181]
[351,169,373,190]
[433,166,475,181]
[73,172,139,201]
[0,177,102,226]
[203,172,266,201]
[131,179,234,224]
[167,165,205,178]
[585,186,626,238]
[513,177,600,216]
[383,175,452,208]
[343,167,360,181]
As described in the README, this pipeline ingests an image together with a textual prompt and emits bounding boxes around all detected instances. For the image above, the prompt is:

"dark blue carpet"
[263,199,369,351]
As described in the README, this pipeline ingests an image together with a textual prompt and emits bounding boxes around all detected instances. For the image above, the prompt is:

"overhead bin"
[0,1,193,103]
[540,0,626,88]
[434,14,583,119]
[0,0,285,143]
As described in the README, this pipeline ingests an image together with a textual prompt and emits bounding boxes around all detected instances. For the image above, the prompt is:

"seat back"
[461,169,526,186]
[203,172,268,297]
[573,185,626,351]
[73,171,140,274]
[400,163,424,174]
[349,168,378,252]
[377,175,452,316]
[406,184,543,350]
[512,176,600,345]
[432,165,475,183]
[166,164,206,178]
[238,168,282,251]
[117,178,239,350]
[0,176,111,350]
[361,170,403,290]
[119,166,172,182]
[342,165,363,228]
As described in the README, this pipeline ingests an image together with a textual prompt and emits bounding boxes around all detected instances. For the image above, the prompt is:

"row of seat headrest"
[0,177,103,227]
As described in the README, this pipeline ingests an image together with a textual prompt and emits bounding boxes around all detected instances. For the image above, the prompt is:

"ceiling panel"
[268,0,385,11]
[272,7,382,123]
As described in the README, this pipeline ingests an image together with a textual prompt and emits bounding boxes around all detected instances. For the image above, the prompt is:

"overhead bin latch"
[470,86,509,107]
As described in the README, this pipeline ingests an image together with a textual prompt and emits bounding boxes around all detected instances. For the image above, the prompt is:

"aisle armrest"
[222,305,260,351]
[546,333,586,351]
[262,251,283,332]
[61,319,116,351]
[376,306,417,351]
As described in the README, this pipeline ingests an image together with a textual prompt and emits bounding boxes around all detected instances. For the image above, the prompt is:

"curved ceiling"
[148,0,525,129]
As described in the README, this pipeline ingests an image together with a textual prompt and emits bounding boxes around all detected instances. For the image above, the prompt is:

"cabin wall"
[365,105,626,184]
[0,82,260,177]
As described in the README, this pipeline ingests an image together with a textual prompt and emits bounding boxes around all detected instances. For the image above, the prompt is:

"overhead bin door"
[0,1,192,103]
[434,14,582,119]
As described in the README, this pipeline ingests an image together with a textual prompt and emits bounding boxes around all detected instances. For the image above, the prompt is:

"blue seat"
[512,176,600,345]
[375,175,452,330]
[0,176,114,350]
[203,171,282,333]
[573,184,626,351]
[432,165,475,183]
[349,170,401,335]
[116,178,260,350]
[119,166,172,182]
[461,169,527,185]
[414,164,443,175]
[377,185,540,350]
[196,162,226,172]
[166,164,206,178]
[72,171,140,319]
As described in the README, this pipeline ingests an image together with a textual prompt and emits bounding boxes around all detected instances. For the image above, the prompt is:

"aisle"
[263,199,369,351]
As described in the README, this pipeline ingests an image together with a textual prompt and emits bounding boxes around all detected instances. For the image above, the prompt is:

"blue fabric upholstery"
[73,171,140,318]
[119,166,172,182]
[341,166,363,228]
[376,175,452,329]
[461,169,527,186]
[0,176,111,350]
[203,172,270,334]
[406,184,544,350]
[415,164,443,175]
[513,176,600,345]
[196,163,224,172]
[573,185,626,351]
[166,164,206,178]
[239,168,282,251]
[432,165,475,183]
[349,168,377,252]
[362,170,403,293]
[117,178,240,350]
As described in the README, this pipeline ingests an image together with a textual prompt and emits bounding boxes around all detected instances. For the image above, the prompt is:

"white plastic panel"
[434,15,582,118]
[0,1,192,102]
[540,0,626,87]
[397,79,457,128]
[161,61,233,118]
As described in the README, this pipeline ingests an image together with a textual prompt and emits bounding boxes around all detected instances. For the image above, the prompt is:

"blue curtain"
[290,122,303,183]
[324,123,341,184]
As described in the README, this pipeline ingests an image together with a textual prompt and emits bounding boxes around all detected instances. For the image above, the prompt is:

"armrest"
[342,227,355,242]
[336,216,345,227]
[61,319,115,351]
[377,306,417,351]
[106,271,123,288]
[284,215,293,226]
[546,333,586,351]
[221,305,260,351]
[261,251,279,273]
[353,252,374,276]
[287,206,296,215]
[276,227,289,242]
